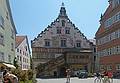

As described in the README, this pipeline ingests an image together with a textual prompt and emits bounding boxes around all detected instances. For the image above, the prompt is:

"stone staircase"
[38,55,66,77]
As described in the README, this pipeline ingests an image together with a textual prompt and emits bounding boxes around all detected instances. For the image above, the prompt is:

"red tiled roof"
[16,36,26,47]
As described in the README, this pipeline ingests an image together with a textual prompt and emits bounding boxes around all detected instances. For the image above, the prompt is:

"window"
[57,29,61,34]
[116,46,119,54]
[76,42,81,47]
[17,55,19,60]
[20,56,22,61]
[0,52,4,61]
[112,0,120,8]
[61,40,66,47]
[0,34,4,45]
[65,29,70,34]
[100,65,105,70]
[45,39,50,47]
[76,40,81,47]
[115,30,119,39]
[0,16,4,28]
[23,51,24,55]
[107,65,112,70]
[23,58,25,62]
[61,20,65,27]
[116,64,120,70]
[25,46,27,51]
[11,29,14,39]
[17,48,19,52]
[6,11,9,20]
[11,43,14,51]
[20,50,22,54]
[8,55,11,63]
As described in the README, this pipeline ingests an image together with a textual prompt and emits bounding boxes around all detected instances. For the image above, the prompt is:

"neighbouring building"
[96,0,120,73]
[16,36,31,70]
[31,3,95,77]
[0,0,17,65]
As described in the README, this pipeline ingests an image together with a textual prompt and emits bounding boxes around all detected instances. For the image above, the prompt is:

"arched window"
[61,20,65,27]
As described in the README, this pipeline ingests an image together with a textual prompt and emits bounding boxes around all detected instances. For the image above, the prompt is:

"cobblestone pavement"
[37,77,120,83]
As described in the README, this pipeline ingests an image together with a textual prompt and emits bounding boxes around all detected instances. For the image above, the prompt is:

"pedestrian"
[66,68,71,83]
[7,71,18,83]
[3,69,13,83]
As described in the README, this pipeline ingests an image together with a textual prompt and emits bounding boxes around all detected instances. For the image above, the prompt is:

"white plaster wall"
[16,37,30,70]
[32,13,91,49]
[0,0,16,64]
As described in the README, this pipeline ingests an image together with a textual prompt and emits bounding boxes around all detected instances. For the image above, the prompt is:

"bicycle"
[109,77,113,83]
[102,76,113,83]
[94,76,103,83]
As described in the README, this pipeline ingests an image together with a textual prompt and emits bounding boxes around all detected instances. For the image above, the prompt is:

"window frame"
[61,39,66,47]
[61,20,65,27]
[0,33,4,46]
[44,39,50,47]
[0,16,4,29]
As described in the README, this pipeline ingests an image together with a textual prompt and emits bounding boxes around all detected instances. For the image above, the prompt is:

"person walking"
[3,69,13,83]
[66,69,71,83]
[3,69,18,83]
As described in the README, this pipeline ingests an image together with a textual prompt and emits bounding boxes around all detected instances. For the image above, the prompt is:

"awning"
[2,63,16,69]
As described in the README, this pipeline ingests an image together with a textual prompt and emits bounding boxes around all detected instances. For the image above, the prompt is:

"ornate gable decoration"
[31,3,91,49]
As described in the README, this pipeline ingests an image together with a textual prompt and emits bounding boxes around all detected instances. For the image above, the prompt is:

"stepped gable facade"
[96,0,120,72]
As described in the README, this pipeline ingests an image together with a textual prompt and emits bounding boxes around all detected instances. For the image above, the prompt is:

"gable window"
[45,39,50,47]
[76,42,81,47]
[57,29,61,34]
[76,40,81,47]
[61,20,65,27]
[65,29,70,34]
[61,40,66,47]
[0,33,4,46]
[0,16,4,28]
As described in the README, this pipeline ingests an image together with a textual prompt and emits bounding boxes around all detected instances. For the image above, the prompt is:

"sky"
[9,0,108,44]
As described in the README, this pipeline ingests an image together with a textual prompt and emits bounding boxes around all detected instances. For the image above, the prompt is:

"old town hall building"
[31,3,95,77]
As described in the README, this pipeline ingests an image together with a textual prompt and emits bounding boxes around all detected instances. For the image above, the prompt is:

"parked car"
[73,70,79,77]
[77,70,88,78]
[113,71,120,79]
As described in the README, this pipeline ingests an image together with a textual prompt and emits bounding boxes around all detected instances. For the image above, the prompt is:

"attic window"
[44,39,50,47]
[62,20,65,27]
